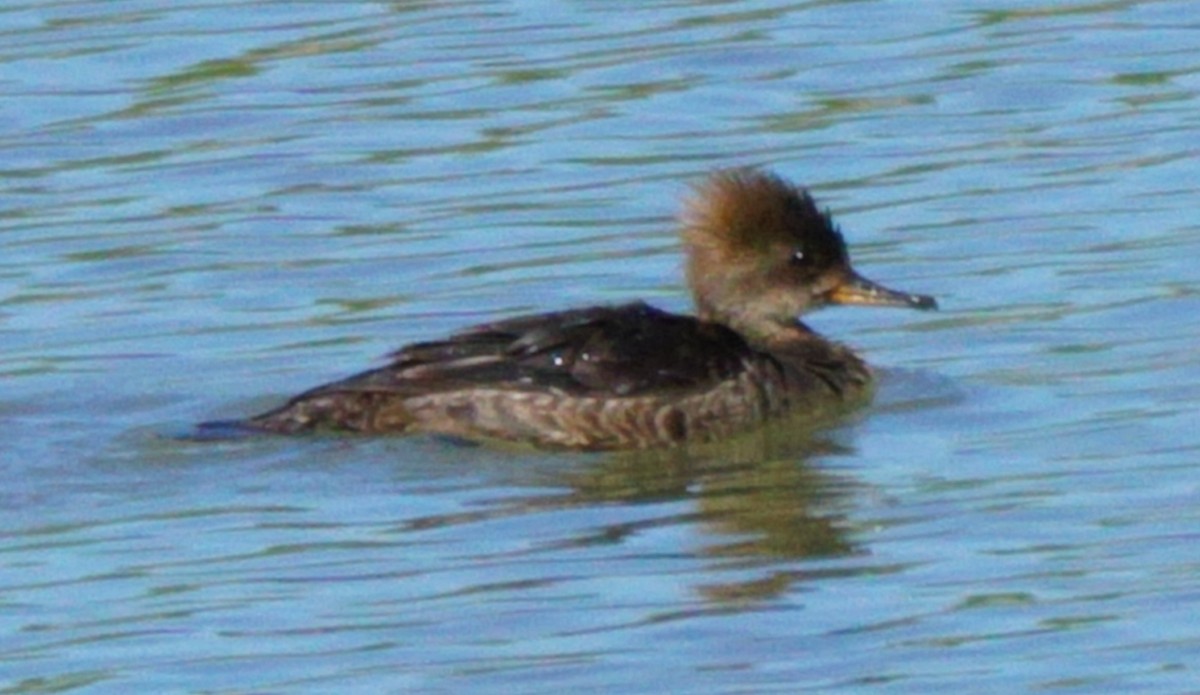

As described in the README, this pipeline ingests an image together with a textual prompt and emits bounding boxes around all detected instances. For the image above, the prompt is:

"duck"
[237,168,936,450]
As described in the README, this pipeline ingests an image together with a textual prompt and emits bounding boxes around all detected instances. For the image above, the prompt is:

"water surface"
[3,0,1200,692]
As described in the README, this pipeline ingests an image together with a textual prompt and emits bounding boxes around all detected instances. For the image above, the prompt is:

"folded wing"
[312,301,753,398]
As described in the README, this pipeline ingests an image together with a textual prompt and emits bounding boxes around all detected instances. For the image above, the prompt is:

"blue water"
[3,1,1200,692]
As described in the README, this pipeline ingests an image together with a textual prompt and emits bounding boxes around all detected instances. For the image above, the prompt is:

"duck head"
[681,168,937,344]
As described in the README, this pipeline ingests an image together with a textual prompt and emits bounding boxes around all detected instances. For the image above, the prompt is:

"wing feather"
[324,302,752,398]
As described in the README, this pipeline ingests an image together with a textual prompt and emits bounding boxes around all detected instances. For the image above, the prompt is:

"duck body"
[238,169,936,450]
[247,301,872,450]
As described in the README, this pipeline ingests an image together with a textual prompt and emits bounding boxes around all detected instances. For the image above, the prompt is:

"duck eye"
[791,249,807,265]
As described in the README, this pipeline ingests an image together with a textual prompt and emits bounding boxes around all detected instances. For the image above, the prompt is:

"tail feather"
[244,390,415,434]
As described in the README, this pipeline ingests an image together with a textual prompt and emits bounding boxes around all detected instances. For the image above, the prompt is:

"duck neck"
[696,302,818,351]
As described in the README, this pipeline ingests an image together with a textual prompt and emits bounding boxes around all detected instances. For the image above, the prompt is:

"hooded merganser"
[239,169,936,450]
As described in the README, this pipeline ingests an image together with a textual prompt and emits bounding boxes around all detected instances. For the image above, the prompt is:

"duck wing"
[327,301,753,397]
